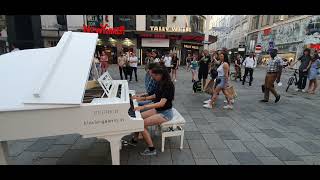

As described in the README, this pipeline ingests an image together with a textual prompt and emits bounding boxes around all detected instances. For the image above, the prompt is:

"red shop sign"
[83,24,125,35]
[310,44,320,50]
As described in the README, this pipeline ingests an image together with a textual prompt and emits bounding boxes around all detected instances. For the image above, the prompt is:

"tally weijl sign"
[150,26,192,33]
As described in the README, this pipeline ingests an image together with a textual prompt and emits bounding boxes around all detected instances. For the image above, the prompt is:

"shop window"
[146,15,167,30]
[86,15,103,27]
[0,15,6,30]
[113,15,136,30]
[48,40,58,47]
[56,15,67,30]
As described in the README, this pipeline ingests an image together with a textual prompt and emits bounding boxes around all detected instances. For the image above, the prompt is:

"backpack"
[193,81,202,93]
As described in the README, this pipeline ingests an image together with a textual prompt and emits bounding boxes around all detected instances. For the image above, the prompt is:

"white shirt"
[164,56,172,67]
[154,58,160,63]
[243,57,256,68]
[129,56,138,67]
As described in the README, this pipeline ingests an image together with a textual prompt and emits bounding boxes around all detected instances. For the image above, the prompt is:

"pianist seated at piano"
[132,66,175,156]
[132,62,160,107]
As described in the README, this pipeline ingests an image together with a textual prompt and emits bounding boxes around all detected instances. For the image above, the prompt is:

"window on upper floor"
[190,15,205,33]
[251,15,260,30]
[261,15,270,27]
[288,15,297,18]
[146,15,167,30]
[273,15,284,23]
[57,15,68,30]
[113,15,136,30]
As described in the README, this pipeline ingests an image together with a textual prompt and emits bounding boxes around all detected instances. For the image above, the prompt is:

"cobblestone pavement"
[6,65,320,165]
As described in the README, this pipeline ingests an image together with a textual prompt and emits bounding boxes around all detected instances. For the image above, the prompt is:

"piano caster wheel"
[121,140,136,147]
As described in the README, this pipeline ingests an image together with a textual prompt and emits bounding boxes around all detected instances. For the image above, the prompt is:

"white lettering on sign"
[150,26,191,32]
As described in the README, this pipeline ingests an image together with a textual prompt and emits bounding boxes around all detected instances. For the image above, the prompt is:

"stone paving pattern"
[6,65,320,165]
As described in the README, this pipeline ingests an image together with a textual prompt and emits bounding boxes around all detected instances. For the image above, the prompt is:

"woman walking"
[306,54,320,94]
[203,53,233,109]
[132,66,175,156]
[190,54,198,82]
[171,53,179,82]
[100,50,109,74]
[186,53,192,71]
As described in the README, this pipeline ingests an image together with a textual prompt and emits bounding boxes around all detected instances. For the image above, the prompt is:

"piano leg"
[103,134,126,165]
[0,141,9,165]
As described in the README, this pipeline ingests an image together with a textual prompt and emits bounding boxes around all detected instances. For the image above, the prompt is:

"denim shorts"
[157,109,173,121]
[216,77,226,88]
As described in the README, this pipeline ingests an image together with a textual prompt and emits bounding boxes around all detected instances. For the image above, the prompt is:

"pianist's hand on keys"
[134,106,144,111]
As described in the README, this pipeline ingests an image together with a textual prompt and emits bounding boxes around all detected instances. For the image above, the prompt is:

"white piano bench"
[159,108,186,152]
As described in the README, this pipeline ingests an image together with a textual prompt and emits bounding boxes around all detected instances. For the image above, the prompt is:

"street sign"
[255,45,262,53]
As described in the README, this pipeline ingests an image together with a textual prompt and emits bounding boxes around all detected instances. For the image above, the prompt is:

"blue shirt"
[145,72,158,95]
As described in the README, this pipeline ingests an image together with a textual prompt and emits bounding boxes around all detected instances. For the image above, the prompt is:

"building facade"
[0,15,7,54]
[247,15,320,65]
[209,15,249,57]
[39,15,206,64]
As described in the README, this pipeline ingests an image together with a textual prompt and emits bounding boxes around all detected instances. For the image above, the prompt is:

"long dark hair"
[312,53,319,62]
[152,67,174,97]
[221,53,230,65]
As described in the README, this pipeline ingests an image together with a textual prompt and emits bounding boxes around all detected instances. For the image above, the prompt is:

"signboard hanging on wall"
[141,38,169,47]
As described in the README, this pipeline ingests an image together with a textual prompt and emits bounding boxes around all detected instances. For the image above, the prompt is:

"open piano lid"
[0,32,98,111]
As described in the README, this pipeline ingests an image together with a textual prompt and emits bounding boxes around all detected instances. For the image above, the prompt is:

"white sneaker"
[203,99,211,104]
[223,105,233,110]
[203,104,212,109]
[295,88,301,92]
[224,99,235,104]
[302,89,306,93]
[174,79,177,82]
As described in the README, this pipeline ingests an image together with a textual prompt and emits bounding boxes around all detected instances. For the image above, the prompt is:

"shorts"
[172,64,177,69]
[191,68,198,74]
[198,69,208,80]
[216,77,226,88]
[157,109,173,121]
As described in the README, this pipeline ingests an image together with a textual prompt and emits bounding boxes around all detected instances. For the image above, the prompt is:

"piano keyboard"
[128,93,136,118]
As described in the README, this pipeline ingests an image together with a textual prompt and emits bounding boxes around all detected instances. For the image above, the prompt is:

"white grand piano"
[0,31,143,165]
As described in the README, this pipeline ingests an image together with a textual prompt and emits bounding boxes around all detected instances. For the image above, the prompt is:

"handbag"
[225,85,237,99]
[210,68,218,79]
[204,80,215,94]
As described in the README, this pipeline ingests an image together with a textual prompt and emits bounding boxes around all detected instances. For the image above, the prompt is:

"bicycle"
[286,68,299,92]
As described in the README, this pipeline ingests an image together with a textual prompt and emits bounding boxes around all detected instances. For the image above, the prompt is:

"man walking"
[163,52,172,73]
[129,52,138,82]
[242,52,256,86]
[260,49,282,103]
